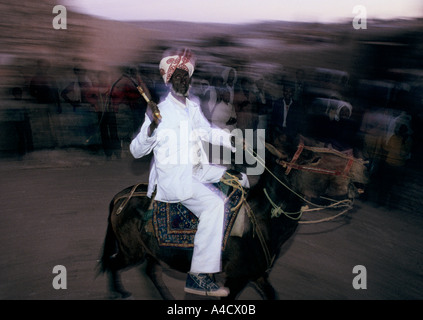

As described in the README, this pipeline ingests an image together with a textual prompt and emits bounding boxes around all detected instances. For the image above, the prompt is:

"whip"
[84,73,160,144]
[122,73,161,120]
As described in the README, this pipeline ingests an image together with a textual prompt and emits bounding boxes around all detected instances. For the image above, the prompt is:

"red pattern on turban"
[159,48,196,84]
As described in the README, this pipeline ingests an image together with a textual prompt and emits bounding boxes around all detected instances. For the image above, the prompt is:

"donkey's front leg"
[251,275,277,300]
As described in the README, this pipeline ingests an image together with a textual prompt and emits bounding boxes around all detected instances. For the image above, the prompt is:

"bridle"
[246,141,367,224]
[276,140,357,178]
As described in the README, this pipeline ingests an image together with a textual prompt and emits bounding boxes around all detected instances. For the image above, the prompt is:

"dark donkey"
[98,139,368,299]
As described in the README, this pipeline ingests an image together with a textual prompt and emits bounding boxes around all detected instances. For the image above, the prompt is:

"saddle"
[150,172,246,250]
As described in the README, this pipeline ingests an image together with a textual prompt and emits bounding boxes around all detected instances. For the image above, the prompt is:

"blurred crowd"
[0,46,422,209]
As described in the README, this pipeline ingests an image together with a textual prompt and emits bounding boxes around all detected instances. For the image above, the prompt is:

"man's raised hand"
[146,101,161,136]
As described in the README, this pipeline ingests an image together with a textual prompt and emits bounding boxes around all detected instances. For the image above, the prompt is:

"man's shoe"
[184,272,230,297]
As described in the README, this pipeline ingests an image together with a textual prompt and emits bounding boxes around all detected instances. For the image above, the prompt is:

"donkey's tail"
[96,200,121,276]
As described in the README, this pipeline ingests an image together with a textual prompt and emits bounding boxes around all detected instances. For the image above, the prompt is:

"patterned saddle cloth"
[151,179,245,250]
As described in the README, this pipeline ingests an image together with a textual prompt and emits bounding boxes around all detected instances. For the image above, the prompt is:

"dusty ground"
[0,148,422,301]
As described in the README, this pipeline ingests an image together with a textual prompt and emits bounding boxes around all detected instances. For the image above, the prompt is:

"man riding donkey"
[129,48,249,297]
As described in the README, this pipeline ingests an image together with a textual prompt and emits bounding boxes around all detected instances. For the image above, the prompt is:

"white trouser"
[182,164,249,273]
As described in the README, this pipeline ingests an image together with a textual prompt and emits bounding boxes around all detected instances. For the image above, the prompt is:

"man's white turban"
[159,48,196,84]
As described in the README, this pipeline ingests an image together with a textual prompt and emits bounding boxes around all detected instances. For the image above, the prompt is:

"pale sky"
[67,0,422,24]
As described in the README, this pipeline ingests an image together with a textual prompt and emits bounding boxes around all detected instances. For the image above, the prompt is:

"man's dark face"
[170,68,191,96]
[283,87,294,101]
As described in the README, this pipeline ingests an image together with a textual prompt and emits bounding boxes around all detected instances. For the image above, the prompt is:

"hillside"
[0,1,422,97]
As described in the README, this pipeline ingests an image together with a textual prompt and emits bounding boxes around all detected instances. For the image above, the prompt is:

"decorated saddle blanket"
[152,180,244,250]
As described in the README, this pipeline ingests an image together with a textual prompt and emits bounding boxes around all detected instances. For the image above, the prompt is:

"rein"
[221,173,274,270]
[278,140,356,178]
[114,183,147,215]
[263,187,353,224]
[245,144,357,224]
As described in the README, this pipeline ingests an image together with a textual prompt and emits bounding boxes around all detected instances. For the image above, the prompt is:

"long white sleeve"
[129,116,158,159]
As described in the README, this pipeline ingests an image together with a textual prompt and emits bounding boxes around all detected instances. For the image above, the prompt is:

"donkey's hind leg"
[145,255,175,300]
[107,269,132,299]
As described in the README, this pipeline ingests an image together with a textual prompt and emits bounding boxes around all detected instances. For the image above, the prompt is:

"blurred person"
[197,74,223,122]
[294,68,306,108]
[61,65,92,112]
[270,82,304,144]
[234,76,258,132]
[189,77,206,104]
[197,78,214,121]
[326,102,361,154]
[210,74,224,106]
[130,48,249,297]
[376,123,412,208]
[254,75,273,132]
[233,75,260,170]
[385,111,412,147]
[210,87,237,131]
[86,71,121,159]
[222,67,237,105]
[307,101,361,155]
[29,59,61,147]
[359,108,392,175]
[194,74,226,164]
[212,74,224,94]
[9,87,33,155]
[29,59,62,113]
[209,87,237,165]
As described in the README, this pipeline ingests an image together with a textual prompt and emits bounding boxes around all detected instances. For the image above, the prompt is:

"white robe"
[130,92,235,202]
[130,92,247,273]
